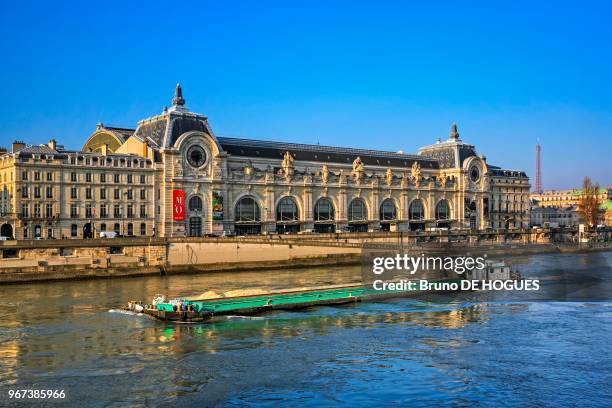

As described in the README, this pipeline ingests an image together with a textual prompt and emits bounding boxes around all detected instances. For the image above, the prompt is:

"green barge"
[123,280,461,323]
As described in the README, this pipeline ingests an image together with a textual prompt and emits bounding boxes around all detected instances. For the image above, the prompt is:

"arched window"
[380,199,397,220]
[314,198,335,221]
[276,197,299,222]
[189,196,203,212]
[409,200,424,220]
[235,197,260,222]
[348,199,367,221]
[435,200,450,220]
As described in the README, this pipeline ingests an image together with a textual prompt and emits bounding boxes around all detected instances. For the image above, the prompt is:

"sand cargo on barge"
[123,281,460,323]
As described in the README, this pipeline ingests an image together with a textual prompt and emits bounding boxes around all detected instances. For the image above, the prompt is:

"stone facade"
[529,205,580,227]
[531,188,611,208]
[0,142,157,240]
[530,188,612,227]
[0,85,531,239]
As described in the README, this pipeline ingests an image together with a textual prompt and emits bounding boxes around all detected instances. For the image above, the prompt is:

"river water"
[0,252,611,407]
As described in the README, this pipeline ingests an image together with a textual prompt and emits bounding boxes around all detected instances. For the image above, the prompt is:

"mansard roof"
[487,165,528,178]
[218,137,439,169]
[131,84,215,149]
[15,144,59,155]
[418,124,479,168]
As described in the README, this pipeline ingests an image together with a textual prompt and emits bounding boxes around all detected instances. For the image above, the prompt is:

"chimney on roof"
[48,139,57,150]
[142,139,148,159]
[172,83,185,106]
[96,122,104,130]
[11,141,25,153]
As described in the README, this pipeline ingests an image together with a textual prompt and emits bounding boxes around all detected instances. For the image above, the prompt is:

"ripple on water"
[0,253,610,406]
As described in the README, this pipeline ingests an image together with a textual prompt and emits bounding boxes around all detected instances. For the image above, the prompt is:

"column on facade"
[219,184,230,234]
[370,189,380,231]
[337,188,347,228]
[162,151,180,237]
[399,191,409,232]
[427,190,435,228]
[265,187,275,233]
[302,187,313,230]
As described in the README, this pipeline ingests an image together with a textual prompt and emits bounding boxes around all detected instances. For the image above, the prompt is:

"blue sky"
[1,0,610,189]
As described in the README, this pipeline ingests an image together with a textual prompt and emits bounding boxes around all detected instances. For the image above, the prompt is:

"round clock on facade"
[469,166,480,183]
[187,145,207,168]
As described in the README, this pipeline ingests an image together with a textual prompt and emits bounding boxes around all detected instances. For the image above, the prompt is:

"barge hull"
[142,279,462,322]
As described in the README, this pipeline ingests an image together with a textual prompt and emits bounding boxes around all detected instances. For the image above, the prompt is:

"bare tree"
[577,177,602,228]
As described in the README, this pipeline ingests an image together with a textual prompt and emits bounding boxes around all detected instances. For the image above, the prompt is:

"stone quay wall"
[0,237,362,283]
[0,229,609,284]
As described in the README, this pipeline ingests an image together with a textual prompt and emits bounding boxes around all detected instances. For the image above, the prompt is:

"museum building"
[0,85,530,239]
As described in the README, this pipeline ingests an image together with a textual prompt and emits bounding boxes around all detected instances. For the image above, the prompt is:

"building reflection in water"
[143,301,496,358]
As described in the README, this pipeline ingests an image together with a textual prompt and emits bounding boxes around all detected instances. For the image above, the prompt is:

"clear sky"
[1,0,610,189]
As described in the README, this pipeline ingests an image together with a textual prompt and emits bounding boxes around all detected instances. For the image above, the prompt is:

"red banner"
[173,190,185,221]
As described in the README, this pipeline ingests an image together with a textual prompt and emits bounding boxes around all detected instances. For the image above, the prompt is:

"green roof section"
[572,187,610,197]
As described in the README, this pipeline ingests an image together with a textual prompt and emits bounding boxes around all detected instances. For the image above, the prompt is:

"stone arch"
[173,130,222,157]
[347,197,370,222]
[234,195,262,222]
[274,194,303,220]
[275,195,301,222]
[379,197,399,221]
[188,194,204,212]
[435,198,452,220]
[0,223,13,239]
[408,198,426,221]
[313,197,336,222]
[232,192,266,220]
[408,197,429,219]
[275,194,302,234]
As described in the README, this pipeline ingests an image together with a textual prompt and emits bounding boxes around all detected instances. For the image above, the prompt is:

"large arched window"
[380,199,397,221]
[348,199,367,221]
[235,197,261,222]
[435,200,450,220]
[189,196,203,212]
[276,197,299,222]
[314,198,335,221]
[409,200,425,220]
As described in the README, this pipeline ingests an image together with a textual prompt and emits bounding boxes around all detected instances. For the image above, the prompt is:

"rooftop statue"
[281,151,294,179]
[320,164,329,183]
[385,168,393,186]
[411,161,421,186]
[352,156,364,174]
[438,171,449,187]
